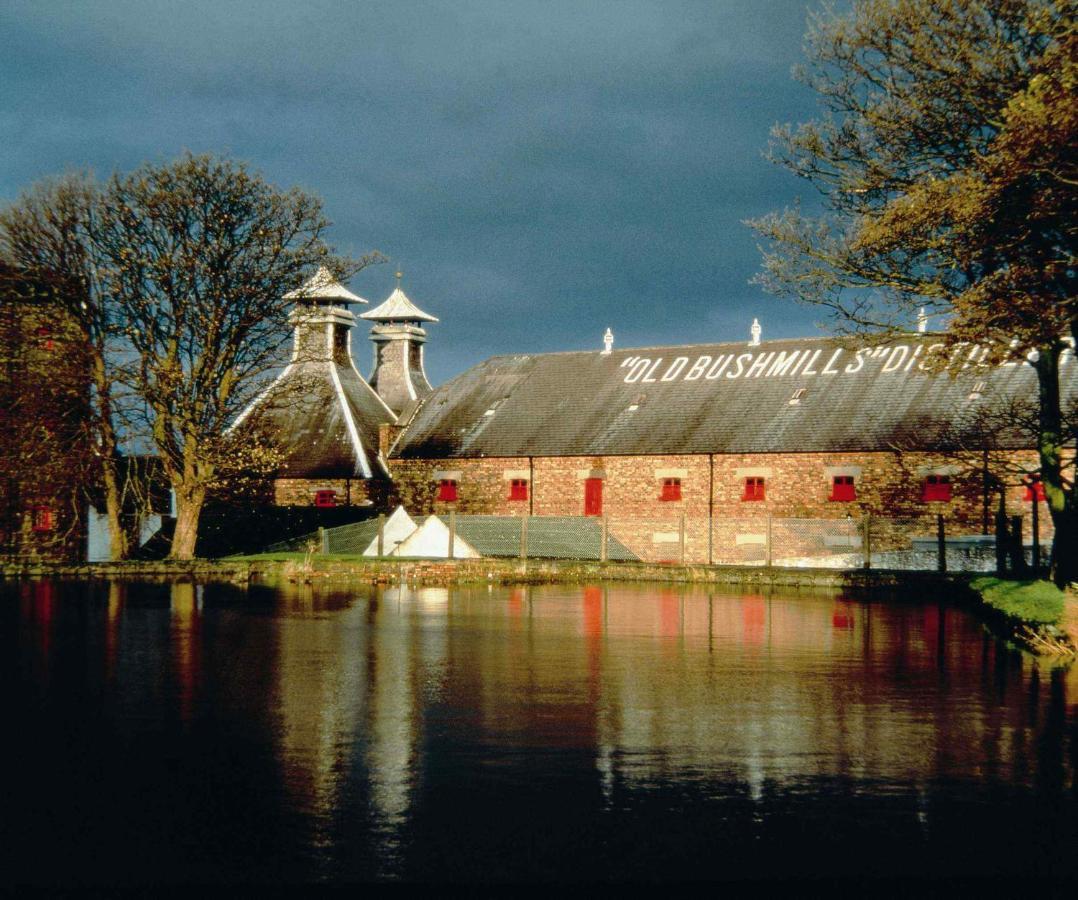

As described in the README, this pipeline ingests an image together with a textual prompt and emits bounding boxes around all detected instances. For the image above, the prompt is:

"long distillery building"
[241,272,1072,541]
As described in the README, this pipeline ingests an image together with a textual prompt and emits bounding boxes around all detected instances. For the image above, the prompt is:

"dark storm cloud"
[0,0,823,383]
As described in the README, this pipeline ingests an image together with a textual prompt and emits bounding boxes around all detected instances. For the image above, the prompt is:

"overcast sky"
[1,0,826,384]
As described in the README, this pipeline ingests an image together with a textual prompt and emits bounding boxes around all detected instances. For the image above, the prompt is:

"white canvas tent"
[361,506,418,556]
[394,515,480,559]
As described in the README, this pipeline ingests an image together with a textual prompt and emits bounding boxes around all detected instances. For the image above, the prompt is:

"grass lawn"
[969,576,1066,626]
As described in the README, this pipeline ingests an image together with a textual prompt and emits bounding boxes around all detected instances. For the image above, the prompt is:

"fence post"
[520,515,528,560]
[766,514,773,568]
[319,526,329,555]
[679,514,686,565]
[862,514,872,570]
[1009,514,1025,574]
[377,514,385,557]
[600,516,608,562]
[936,514,946,573]
[448,510,456,559]
[995,507,1008,575]
[1031,496,1040,572]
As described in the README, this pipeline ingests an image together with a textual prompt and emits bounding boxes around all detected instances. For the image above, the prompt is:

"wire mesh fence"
[261,511,1031,573]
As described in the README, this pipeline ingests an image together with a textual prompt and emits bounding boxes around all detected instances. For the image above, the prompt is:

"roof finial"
[917,307,928,333]
[750,318,762,346]
[601,327,614,355]
[395,267,403,288]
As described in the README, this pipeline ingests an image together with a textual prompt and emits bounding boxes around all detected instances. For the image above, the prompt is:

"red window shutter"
[584,478,603,516]
[660,478,681,501]
[922,475,952,502]
[1024,481,1045,502]
[314,489,336,508]
[509,479,528,501]
[31,507,54,532]
[742,477,765,501]
[437,479,458,502]
[830,475,856,502]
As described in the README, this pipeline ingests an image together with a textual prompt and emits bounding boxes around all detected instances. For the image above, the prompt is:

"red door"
[584,478,603,516]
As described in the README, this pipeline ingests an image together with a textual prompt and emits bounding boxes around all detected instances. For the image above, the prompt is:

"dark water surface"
[2,579,1076,884]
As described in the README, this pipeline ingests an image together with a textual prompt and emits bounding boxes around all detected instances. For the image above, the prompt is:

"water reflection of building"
[419,584,1076,798]
[269,584,449,874]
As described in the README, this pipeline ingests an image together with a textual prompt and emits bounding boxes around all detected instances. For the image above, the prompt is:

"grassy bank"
[969,576,1075,656]
[4,553,962,592]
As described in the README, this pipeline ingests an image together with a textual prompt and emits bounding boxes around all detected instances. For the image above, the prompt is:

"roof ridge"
[472,332,936,363]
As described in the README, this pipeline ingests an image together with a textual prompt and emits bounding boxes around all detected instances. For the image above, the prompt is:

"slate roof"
[284,267,368,305]
[361,286,439,322]
[393,335,1074,458]
[240,359,395,478]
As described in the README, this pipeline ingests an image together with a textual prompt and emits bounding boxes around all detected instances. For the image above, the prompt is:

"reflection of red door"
[584,478,603,516]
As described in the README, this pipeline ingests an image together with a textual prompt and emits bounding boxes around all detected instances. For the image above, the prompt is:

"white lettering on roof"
[620,343,1027,385]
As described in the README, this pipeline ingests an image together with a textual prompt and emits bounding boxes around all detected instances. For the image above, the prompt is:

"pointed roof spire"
[284,265,368,305]
[601,327,614,355]
[361,274,439,323]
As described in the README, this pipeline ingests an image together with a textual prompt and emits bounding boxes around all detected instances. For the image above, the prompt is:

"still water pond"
[2,579,1076,884]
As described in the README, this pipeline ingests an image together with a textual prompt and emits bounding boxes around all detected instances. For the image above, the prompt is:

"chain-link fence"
[262,511,1038,573]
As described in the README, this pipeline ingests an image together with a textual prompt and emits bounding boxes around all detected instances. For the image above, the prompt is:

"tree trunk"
[1035,346,1076,588]
[170,487,206,560]
[1049,506,1078,587]
[90,352,129,560]
[100,455,128,560]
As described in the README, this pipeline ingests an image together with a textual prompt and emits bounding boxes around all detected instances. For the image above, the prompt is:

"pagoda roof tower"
[362,274,438,416]
[231,268,396,480]
[360,286,439,323]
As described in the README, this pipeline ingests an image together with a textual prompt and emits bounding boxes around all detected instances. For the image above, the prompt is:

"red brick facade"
[273,476,392,509]
[387,450,1045,531]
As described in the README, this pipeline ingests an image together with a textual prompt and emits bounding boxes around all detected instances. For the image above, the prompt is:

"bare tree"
[92,153,381,559]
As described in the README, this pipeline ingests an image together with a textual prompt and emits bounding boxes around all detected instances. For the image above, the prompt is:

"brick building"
[385,329,1072,537]
[0,264,92,561]
[241,270,1071,549]
[231,267,416,510]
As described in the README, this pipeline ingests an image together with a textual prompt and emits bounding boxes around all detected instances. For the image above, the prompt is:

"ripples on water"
[1,579,1075,884]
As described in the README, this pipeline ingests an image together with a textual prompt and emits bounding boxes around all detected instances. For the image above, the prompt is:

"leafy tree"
[751,0,1077,584]
[92,154,380,559]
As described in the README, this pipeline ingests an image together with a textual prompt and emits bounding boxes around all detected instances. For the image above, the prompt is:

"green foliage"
[752,0,1078,585]
[970,575,1065,624]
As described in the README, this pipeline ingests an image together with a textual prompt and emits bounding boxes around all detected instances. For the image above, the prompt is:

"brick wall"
[388,449,1046,533]
[273,476,394,509]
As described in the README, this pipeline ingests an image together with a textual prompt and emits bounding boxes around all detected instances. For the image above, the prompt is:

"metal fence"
[263,511,1041,573]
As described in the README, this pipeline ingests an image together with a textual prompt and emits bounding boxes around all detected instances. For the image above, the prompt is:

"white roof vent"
[750,318,762,346]
[601,327,614,355]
